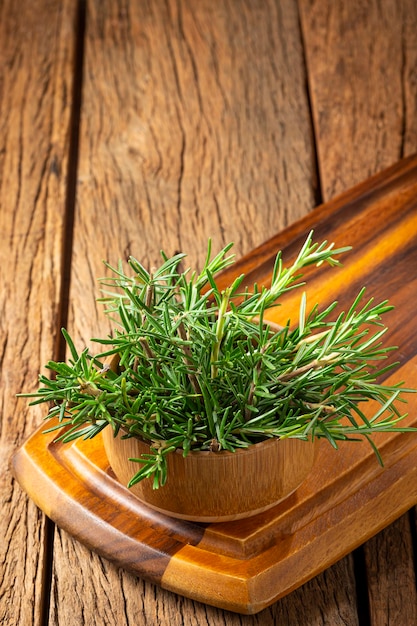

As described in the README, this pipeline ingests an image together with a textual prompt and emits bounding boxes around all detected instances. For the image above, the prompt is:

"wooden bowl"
[102,429,318,522]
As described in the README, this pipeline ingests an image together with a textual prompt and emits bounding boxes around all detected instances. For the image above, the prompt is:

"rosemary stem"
[177,320,202,395]
[277,351,340,381]
[139,337,162,378]
[141,275,154,326]
[245,343,268,421]
[211,289,230,378]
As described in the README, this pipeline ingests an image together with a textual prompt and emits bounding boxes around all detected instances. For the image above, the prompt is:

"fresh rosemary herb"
[21,232,415,488]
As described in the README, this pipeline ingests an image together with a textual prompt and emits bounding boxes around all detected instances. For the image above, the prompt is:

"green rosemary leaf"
[62,328,80,363]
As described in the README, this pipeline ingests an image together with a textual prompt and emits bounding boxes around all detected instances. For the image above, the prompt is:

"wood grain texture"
[299,0,417,200]
[71,0,317,342]
[365,514,417,626]
[298,2,417,622]
[102,427,318,522]
[6,0,417,623]
[0,2,77,624]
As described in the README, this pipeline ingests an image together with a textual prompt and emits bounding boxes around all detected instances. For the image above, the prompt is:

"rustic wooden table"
[2,1,417,625]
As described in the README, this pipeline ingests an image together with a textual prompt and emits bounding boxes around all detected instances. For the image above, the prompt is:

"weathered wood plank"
[365,514,417,626]
[298,0,417,623]
[0,1,78,624]
[49,0,360,624]
[71,0,317,299]
[49,552,357,626]
[299,0,417,199]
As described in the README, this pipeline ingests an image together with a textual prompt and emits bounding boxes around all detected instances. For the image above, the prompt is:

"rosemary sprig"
[20,234,415,488]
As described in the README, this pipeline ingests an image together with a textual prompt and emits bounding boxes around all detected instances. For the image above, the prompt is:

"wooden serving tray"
[13,155,417,614]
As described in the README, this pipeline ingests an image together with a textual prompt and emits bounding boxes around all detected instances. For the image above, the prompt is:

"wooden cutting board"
[12,155,417,614]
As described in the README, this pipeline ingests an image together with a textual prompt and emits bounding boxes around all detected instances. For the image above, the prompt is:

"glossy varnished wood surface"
[12,156,417,614]
[3,1,417,624]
